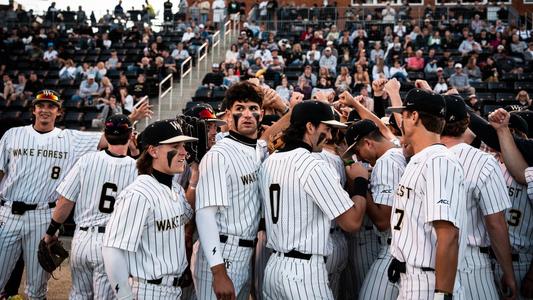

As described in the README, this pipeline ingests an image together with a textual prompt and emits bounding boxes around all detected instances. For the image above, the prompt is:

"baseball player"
[487,108,533,299]
[340,119,405,300]
[312,132,348,299]
[259,100,367,300]
[102,119,197,299]
[387,87,467,299]
[193,81,267,300]
[0,90,103,299]
[440,96,516,299]
[41,114,138,300]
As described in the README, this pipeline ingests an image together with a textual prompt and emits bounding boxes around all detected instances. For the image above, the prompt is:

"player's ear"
[148,145,158,159]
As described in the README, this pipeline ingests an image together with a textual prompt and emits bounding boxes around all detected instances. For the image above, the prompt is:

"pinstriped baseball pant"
[398,265,464,300]
[458,245,499,300]
[325,230,348,299]
[193,236,254,300]
[495,252,533,300]
[69,228,114,300]
[263,253,333,300]
[253,230,273,300]
[0,206,51,300]
[358,246,399,300]
[131,280,182,299]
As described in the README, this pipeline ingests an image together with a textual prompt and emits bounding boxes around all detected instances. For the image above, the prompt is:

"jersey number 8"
[99,182,118,213]
[51,166,61,179]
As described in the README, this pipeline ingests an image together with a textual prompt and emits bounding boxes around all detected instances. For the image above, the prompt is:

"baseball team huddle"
[0,77,532,300]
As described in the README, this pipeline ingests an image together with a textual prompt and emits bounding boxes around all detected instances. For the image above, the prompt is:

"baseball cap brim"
[160,135,198,144]
[388,106,407,113]
[341,142,357,160]
[207,118,227,126]
[322,120,347,128]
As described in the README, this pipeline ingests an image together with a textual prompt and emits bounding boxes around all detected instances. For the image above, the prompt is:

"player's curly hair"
[137,150,153,175]
[442,116,470,137]
[223,81,263,110]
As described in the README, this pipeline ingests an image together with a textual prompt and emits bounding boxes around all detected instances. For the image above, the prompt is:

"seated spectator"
[94,61,108,80]
[254,41,273,65]
[307,43,321,63]
[270,48,285,67]
[43,42,59,67]
[223,67,240,87]
[117,74,129,89]
[153,56,169,82]
[182,27,195,43]
[353,64,370,88]
[99,94,123,123]
[481,57,499,82]
[73,73,99,105]
[516,90,531,108]
[335,66,352,91]
[428,31,441,49]
[465,57,482,83]
[525,42,533,62]
[275,75,293,102]
[370,42,384,64]
[358,85,374,112]
[202,63,224,86]
[299,65,317,87]
[510,34,527,59]
[248,57,266,78]
[326,25,340,42]
[23,72,44,99]
[443,59,456,79]
[424,58,439,77]
[101,33,112,49]
[294,77,312,100]
[319,47,337,76]
[12,73,27,101]
[1,76,15,102]
[59,59,77,80]
[106,49,122,70]
[458,33,482,56]
[372,57,390,80]
[394,20,406,38]
[131,74,147,101]
[312,76,335,99]
[433,73,448,94]
[406,50,425,71]
[118,86,134,114]
[389,59,409,82]
[449,63,475,95]
[98,76,114,95]
[172,42,190,61]
[226,44,239,63]
[161,49,177,74]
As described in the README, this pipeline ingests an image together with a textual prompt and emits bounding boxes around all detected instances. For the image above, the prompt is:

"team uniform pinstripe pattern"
[359,147,405,300]
[313,149,348,299]
[103,175,193,299]
[56,150,137,299]
[495,164,533,300]
[194,137,265,299]
[391,144,467,299]
[0,126,101,299]
[450,143,510,300]
[260,147,354,300]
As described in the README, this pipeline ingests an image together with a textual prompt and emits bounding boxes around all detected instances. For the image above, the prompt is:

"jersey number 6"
[269,184,281,224]
[99,182,118,213]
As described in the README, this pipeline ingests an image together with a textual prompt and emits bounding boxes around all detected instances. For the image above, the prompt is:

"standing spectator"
[198,0,210,24]
[76,6,87,23]
[212,0,226,28]
[382,2,396,23]
[228,0,240,22]
[163,0,173,22]
[449,63,475,95]
[114,0,125,18]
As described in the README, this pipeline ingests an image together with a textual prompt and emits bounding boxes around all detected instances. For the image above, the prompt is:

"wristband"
[434,290,453,300]
[46,218,62,236]
[350,177,369,198]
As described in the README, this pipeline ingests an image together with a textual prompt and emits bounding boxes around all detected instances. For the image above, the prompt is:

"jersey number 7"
[269,184,281,224]
[393,209,405,230]
[99,182,118,213]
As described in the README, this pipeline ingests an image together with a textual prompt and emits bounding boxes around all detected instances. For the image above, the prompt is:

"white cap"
[454,63,462,69]
[497,45,505,50]
[327,40,334,46]
[199,24,205,29]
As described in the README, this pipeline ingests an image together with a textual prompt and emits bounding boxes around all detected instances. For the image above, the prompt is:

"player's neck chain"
[226,130,257,148]
[151,169,173,189]
[279,140,313,153]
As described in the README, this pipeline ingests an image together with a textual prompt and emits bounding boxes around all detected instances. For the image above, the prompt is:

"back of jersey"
[56,150,138,227]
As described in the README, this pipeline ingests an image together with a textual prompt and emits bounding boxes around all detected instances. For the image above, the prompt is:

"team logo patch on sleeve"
[436,199,449,205]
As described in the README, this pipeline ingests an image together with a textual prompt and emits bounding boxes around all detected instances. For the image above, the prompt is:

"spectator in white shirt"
[254,42,273,65]
[171,42,190,60]
[394,21,406,38]
[458,32,482,56]
[182,27,195,43]
[319,47,337,76]
[43,43,59,65]
[225,43,239,63]
[306,43,321,62]
[382,2,396,23]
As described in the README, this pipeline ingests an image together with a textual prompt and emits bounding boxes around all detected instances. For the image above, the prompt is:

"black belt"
[273,249,328,263]
[147,276,183,287]
[1,200,56,215]
[79,226,106,233]
[219,235,257,248]
[512,253,520,262]
[388,258,434,283]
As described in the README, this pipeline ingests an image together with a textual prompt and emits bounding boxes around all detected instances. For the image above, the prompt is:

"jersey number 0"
[99,182,118,213]
[269,184,281,224]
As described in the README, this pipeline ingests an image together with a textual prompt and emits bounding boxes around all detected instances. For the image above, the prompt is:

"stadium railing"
[180,57,193,96]
[196,42,209,80]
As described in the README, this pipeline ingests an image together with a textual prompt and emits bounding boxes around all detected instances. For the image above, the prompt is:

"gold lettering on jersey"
[240,170,258,185]
[155,214,187,231]
[12,148,68,159]
[396,184,413,199]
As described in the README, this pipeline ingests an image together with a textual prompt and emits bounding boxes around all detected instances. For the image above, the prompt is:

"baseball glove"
[37,238,69,274]
[176,115,208,163]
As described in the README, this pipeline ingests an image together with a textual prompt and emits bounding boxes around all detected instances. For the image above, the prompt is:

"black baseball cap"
[104,114,132,135]
[346,109,361,124]
[184,103,226,126]
[290,101,347,128]
[509,113,529,136]
[388,88,446,118]
[261,114,280,126]
[513,110,533,137]
[444,94,468,123]
[139,119,198,149]
[342,119,379,158]
[32,89,62,108]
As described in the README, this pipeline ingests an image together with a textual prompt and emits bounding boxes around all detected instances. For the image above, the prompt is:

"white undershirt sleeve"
[196,206,224,268]
[102,246,133,300]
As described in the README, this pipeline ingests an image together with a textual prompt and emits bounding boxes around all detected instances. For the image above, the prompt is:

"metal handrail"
[212,30,221,57]
[179,56,192,96]
[197,42,208,79]
[158,73,173,121]
[223,20,232,48]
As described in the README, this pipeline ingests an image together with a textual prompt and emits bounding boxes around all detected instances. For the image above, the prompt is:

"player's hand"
[414,79,432,92]
[189,162,199,188]
[500,273,517,300]
[345,162,369,181]
[372,78,387,96]
[521,274,533,298]
[262,87,286,112]
[128,132,140,157]
[43,234,58,245]
[315,90,334,103]
[338,91,356,108]
[211,264,236,300]
[248,78,260,87]
[488,108,510,131]
[129,100,154,121]
[289,91,304,109]
[383,78,401,96]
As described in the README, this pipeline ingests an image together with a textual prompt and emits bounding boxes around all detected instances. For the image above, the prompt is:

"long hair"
[136,150,153,175]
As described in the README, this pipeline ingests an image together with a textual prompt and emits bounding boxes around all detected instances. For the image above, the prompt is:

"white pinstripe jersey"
[501,163,533,253]
[312,149,346,187]
[370,147,406,239]
[259,146,354,256]
[196,136,267,240]
[450,143,510,247]
[56,150,138,227]
[0,126,101,204]
[103,175,193,280]
[390,144,467,268]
